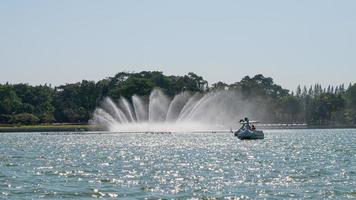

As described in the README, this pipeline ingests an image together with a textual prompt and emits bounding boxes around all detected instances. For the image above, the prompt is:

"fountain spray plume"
[90,88,268,132]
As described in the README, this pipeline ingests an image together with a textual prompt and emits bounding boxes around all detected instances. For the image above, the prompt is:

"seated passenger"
[251,124,256,131]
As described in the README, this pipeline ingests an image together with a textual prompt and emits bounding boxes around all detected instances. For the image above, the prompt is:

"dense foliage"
[0,71,355,126]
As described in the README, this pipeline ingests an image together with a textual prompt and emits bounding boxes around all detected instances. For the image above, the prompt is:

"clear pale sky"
[0,0,355,91]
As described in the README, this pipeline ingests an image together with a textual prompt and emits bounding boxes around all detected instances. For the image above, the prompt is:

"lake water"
[0,129,355,199]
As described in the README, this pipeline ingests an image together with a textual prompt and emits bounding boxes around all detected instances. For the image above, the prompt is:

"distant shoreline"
[0,123,355,133]
[259,124,356,129]
[0,124,102,132]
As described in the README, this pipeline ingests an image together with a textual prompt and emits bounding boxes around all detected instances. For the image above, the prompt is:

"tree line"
[0,71,355,125]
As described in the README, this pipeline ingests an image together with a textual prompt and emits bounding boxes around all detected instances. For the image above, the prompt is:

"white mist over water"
[90,88,268,132]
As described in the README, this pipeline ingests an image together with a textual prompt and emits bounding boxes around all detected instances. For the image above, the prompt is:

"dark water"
[0,129,355,199]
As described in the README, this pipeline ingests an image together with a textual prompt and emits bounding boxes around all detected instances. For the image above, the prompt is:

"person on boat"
[251,124,256,131]
[244,117,251,130]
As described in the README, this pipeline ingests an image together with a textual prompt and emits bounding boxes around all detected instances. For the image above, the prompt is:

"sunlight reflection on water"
[0,129,355,199]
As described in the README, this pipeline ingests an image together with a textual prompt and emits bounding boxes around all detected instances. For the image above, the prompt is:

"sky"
[0,0,355,91]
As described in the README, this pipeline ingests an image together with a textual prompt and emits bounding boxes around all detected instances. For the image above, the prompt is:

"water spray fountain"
[90,88,267,132]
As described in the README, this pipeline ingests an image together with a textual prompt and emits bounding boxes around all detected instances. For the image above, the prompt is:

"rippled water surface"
[1,129,355,199]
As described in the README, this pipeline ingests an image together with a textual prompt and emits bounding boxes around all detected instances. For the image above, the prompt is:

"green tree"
[309,93,345,125]
[0,85,21,114]
[11,113,40,125]
[279,96,302,123]
[346,83,356,123]
[210,82,228,91]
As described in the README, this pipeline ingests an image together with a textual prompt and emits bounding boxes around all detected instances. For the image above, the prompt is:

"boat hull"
[234,130,264,140]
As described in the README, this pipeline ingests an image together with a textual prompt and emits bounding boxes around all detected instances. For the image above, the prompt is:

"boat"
[234,118,264,140]
[234,129,264,140]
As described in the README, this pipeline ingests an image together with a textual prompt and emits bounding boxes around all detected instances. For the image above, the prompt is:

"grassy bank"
[0,124,103,132]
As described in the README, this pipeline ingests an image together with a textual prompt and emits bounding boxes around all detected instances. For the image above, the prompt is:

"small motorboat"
[234,117,264,140]
[234,129,264,140]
